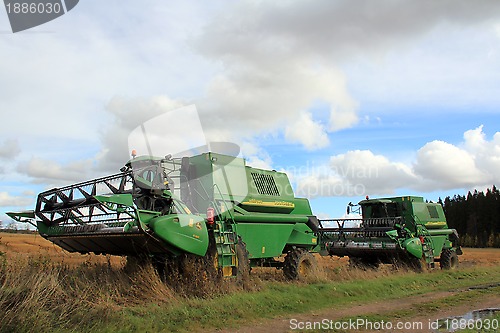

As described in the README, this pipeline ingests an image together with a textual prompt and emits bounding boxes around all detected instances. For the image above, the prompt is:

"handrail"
[212,183,236,224]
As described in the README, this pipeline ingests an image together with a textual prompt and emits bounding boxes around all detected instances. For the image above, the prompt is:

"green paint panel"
[287,223,317,246]
[148,214,209,256]
[429,235,447,257]
[403,237,423,258]
[236,223,295,259]
[6,210,35,220]
[290,198,313,215]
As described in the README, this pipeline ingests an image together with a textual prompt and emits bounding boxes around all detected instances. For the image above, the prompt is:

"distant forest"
[440,185,500,248]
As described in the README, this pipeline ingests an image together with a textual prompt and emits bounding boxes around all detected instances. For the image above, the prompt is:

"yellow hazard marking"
[262,246,266,254]
[242,199,295,208]
[222,266,233,277]
[193,234,200,239]
[189,219,194,227]
[425,221,446,227]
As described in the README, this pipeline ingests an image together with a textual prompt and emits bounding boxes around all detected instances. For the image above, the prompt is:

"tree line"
[440,185,500,248]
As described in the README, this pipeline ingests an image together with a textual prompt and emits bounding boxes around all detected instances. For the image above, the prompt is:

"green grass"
[91,266,500,332]
[1,256,499,333]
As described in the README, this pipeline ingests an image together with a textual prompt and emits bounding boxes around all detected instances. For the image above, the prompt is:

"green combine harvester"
[8,152,461,279]
[319,196,462,270]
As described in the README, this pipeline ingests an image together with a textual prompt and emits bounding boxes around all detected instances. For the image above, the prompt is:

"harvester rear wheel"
[440,249,459,270]
[283,248,317,280]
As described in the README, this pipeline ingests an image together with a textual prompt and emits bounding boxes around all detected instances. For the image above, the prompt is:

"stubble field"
[1,232,499,333]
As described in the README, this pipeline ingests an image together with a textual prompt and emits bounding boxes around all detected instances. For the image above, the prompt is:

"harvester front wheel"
[283,248,317,280]
[235,238,251,282]
[407,255,429,273]
[440,249,459,270]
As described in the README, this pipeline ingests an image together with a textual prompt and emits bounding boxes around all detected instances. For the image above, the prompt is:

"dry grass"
[0,233,261,332]
[2,232,500,332]
[0,254,178,332]
[250,253,421,284]
[0,232,122,267]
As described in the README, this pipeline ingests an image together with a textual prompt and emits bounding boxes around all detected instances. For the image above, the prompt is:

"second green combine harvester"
[9,152,461,279]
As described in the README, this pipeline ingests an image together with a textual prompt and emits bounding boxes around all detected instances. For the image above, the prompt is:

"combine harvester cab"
[8,152,320,280]
[319,196,462,270]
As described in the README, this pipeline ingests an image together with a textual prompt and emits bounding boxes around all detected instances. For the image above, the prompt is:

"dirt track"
[215,290,500,333]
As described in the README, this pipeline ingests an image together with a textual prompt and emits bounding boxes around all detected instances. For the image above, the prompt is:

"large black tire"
[235,238,251,283]
[407,255,429,273]
[440,249,459,270]
[151,254,182,281]
[283,248,317,280]
[179,243,221,283]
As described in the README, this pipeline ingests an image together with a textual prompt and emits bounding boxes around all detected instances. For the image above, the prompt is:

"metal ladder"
[212,184,238,277]
[416,222,435,269]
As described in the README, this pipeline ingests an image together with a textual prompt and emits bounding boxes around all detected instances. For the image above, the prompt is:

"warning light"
[206,207,215,225]
[131,149,137,158]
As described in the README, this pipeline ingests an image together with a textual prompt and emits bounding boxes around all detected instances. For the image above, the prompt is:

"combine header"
[9,152,461,279]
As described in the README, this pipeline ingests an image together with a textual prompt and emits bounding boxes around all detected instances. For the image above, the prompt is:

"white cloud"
[295,173,358,199]
[294,126,500,197]
[413,140,487,189]
[193,0,500,149]
[199,62,358,140]
[462,125,500,185]
[195,2,363,147]
[413,126,500,190]
[0,139,21,159]
[3,1,500,202]
[239,141,274,170]
[294,150,416,198]
[16,157,93,185]
[0,1,215,142]
[0,192,33,207]
[331,150,417,194]
[100,96,186,170]
[285,111,329,150]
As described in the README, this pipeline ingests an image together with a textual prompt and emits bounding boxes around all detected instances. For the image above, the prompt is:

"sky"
[1,0,500,225]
